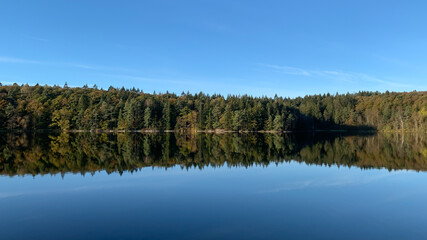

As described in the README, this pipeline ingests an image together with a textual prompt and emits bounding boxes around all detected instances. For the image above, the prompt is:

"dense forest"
[0,132,425,176]
[0,83,425,132]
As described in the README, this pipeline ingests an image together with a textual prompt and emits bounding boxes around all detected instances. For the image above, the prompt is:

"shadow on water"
[0,132,426,177]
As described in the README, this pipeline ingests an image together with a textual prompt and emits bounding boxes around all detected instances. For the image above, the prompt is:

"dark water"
[0,132,426,239]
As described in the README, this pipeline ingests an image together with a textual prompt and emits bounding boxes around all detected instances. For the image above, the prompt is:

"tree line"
[0,132,425,176]
[0,83,425,131]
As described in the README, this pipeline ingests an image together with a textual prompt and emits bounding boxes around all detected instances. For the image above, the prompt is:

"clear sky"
[0,0,426,97]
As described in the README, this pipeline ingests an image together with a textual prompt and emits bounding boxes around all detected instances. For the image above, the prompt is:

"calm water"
[0,133,426,239]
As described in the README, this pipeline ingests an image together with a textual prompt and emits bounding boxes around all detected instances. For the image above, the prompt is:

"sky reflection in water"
[0,133,426,239]
[1,162,427,240]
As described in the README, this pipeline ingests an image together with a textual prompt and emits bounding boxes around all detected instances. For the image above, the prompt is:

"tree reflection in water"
[0,132,426,177]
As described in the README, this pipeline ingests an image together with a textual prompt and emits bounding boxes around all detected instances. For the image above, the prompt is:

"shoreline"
[2,129,425,134]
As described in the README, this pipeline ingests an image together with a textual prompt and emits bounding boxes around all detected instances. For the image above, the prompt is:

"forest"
[0,83,425,132]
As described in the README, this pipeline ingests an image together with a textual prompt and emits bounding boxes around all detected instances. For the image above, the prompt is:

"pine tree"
[144,107,151,129]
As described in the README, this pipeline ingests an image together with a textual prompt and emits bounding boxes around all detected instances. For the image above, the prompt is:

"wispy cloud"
[0,56,43,64]
[1,56,266,94]
[260,64,311,76]
[261,63,413,87]
[0,55,133,73]
[22,35,49,42]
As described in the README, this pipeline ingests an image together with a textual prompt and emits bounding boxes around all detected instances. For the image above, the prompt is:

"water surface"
[0,133,426,239]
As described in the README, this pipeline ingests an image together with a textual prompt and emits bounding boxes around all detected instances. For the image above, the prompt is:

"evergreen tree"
[144,107,152,129]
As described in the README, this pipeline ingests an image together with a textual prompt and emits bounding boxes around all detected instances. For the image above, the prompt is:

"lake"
[0,132,426,239]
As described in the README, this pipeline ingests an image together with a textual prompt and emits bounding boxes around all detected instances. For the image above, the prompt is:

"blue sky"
[0,0,426,97]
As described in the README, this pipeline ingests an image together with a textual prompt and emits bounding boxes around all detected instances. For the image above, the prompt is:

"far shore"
[3,129,426,134]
